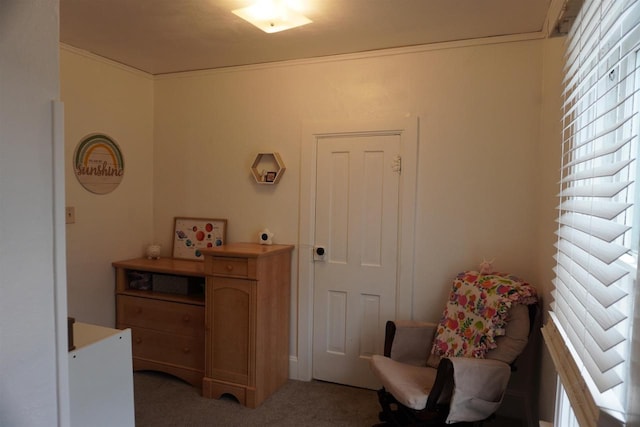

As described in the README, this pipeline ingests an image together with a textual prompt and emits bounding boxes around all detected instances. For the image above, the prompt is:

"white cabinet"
[68,323,135,427]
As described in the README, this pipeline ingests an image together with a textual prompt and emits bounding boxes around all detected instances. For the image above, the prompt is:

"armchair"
[370,271,538,426]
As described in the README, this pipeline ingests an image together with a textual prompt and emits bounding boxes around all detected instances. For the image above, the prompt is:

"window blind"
[552,0,640,420]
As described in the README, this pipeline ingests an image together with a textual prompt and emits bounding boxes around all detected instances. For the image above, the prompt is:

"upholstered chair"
[369,271,538,426]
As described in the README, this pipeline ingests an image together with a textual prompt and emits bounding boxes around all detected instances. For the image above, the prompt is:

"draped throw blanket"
[431,271,537,359]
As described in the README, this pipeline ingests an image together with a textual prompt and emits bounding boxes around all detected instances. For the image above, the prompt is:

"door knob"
[313,245,326,261]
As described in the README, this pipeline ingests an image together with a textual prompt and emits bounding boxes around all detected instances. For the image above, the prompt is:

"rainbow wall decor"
[73,134,125,194]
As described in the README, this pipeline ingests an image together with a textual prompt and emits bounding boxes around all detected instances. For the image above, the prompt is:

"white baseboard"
[289,355,301,380]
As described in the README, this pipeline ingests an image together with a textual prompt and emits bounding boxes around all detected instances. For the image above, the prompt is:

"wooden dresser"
[113,257,206,388]
[113,242,293,408]
[200,243,294,408]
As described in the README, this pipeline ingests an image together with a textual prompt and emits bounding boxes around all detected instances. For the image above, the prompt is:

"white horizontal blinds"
[554,0,640,411]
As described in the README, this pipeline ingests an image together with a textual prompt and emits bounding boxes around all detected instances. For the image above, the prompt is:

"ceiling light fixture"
[232,0,312,34]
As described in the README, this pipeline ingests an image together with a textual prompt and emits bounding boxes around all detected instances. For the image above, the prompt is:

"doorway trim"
[295,114,419,381]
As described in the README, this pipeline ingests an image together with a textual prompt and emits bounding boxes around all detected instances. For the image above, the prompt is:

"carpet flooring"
[133,371,526,427]
[134,371,380,426]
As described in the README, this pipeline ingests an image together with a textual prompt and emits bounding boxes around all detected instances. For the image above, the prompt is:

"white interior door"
[312,133,400,389]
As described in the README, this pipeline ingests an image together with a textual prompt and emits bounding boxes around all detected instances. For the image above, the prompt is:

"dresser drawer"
[208,256,249,278]
[128,326,204,371]
[117,295,204,337]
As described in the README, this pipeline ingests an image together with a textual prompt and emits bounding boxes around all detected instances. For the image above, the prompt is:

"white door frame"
[295,114,419,381]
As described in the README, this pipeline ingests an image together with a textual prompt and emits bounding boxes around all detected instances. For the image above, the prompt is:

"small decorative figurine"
[479,258,495,275]
[146,244,161,259]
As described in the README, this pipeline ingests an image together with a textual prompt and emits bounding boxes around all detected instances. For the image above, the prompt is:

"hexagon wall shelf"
[251,152,286,184]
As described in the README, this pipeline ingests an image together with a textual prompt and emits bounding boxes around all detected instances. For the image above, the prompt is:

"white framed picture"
[172,217,227,260]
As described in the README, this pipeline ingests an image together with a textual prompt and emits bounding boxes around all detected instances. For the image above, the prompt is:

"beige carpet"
[134,371,381,426]
[133,371,525,427]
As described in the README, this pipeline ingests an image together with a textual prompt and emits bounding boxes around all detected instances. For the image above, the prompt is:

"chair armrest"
[444,357,512,424]
[384,320,438,366]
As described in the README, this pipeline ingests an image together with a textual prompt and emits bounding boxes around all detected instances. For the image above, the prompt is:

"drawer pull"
[226,264,234,272]
[183,347,190,354]
[135,337,142,344]
[136,307,143,314]
[183,315,191,322]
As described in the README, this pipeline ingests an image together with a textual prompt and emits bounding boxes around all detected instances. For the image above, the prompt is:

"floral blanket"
[431,271,537,359]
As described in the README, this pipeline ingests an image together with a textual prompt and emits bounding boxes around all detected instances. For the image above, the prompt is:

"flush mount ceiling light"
[232,0,312,33]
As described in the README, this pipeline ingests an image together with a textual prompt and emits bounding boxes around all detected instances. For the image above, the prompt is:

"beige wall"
[61,46,155,327]
[61,34,565,421]
[1,1,65,424]
[153,36,548,335]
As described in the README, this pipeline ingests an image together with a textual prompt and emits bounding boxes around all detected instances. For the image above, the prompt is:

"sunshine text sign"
[74,134,125,194]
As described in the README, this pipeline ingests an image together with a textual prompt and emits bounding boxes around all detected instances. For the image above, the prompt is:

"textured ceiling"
[60,0,553,75]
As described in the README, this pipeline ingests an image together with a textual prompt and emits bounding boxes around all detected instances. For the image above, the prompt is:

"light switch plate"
[66,206,75,224]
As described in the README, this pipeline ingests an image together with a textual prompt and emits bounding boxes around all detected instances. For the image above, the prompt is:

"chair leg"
[376,388,414,426]
[376,388,399,425]
[376,388,452,427]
